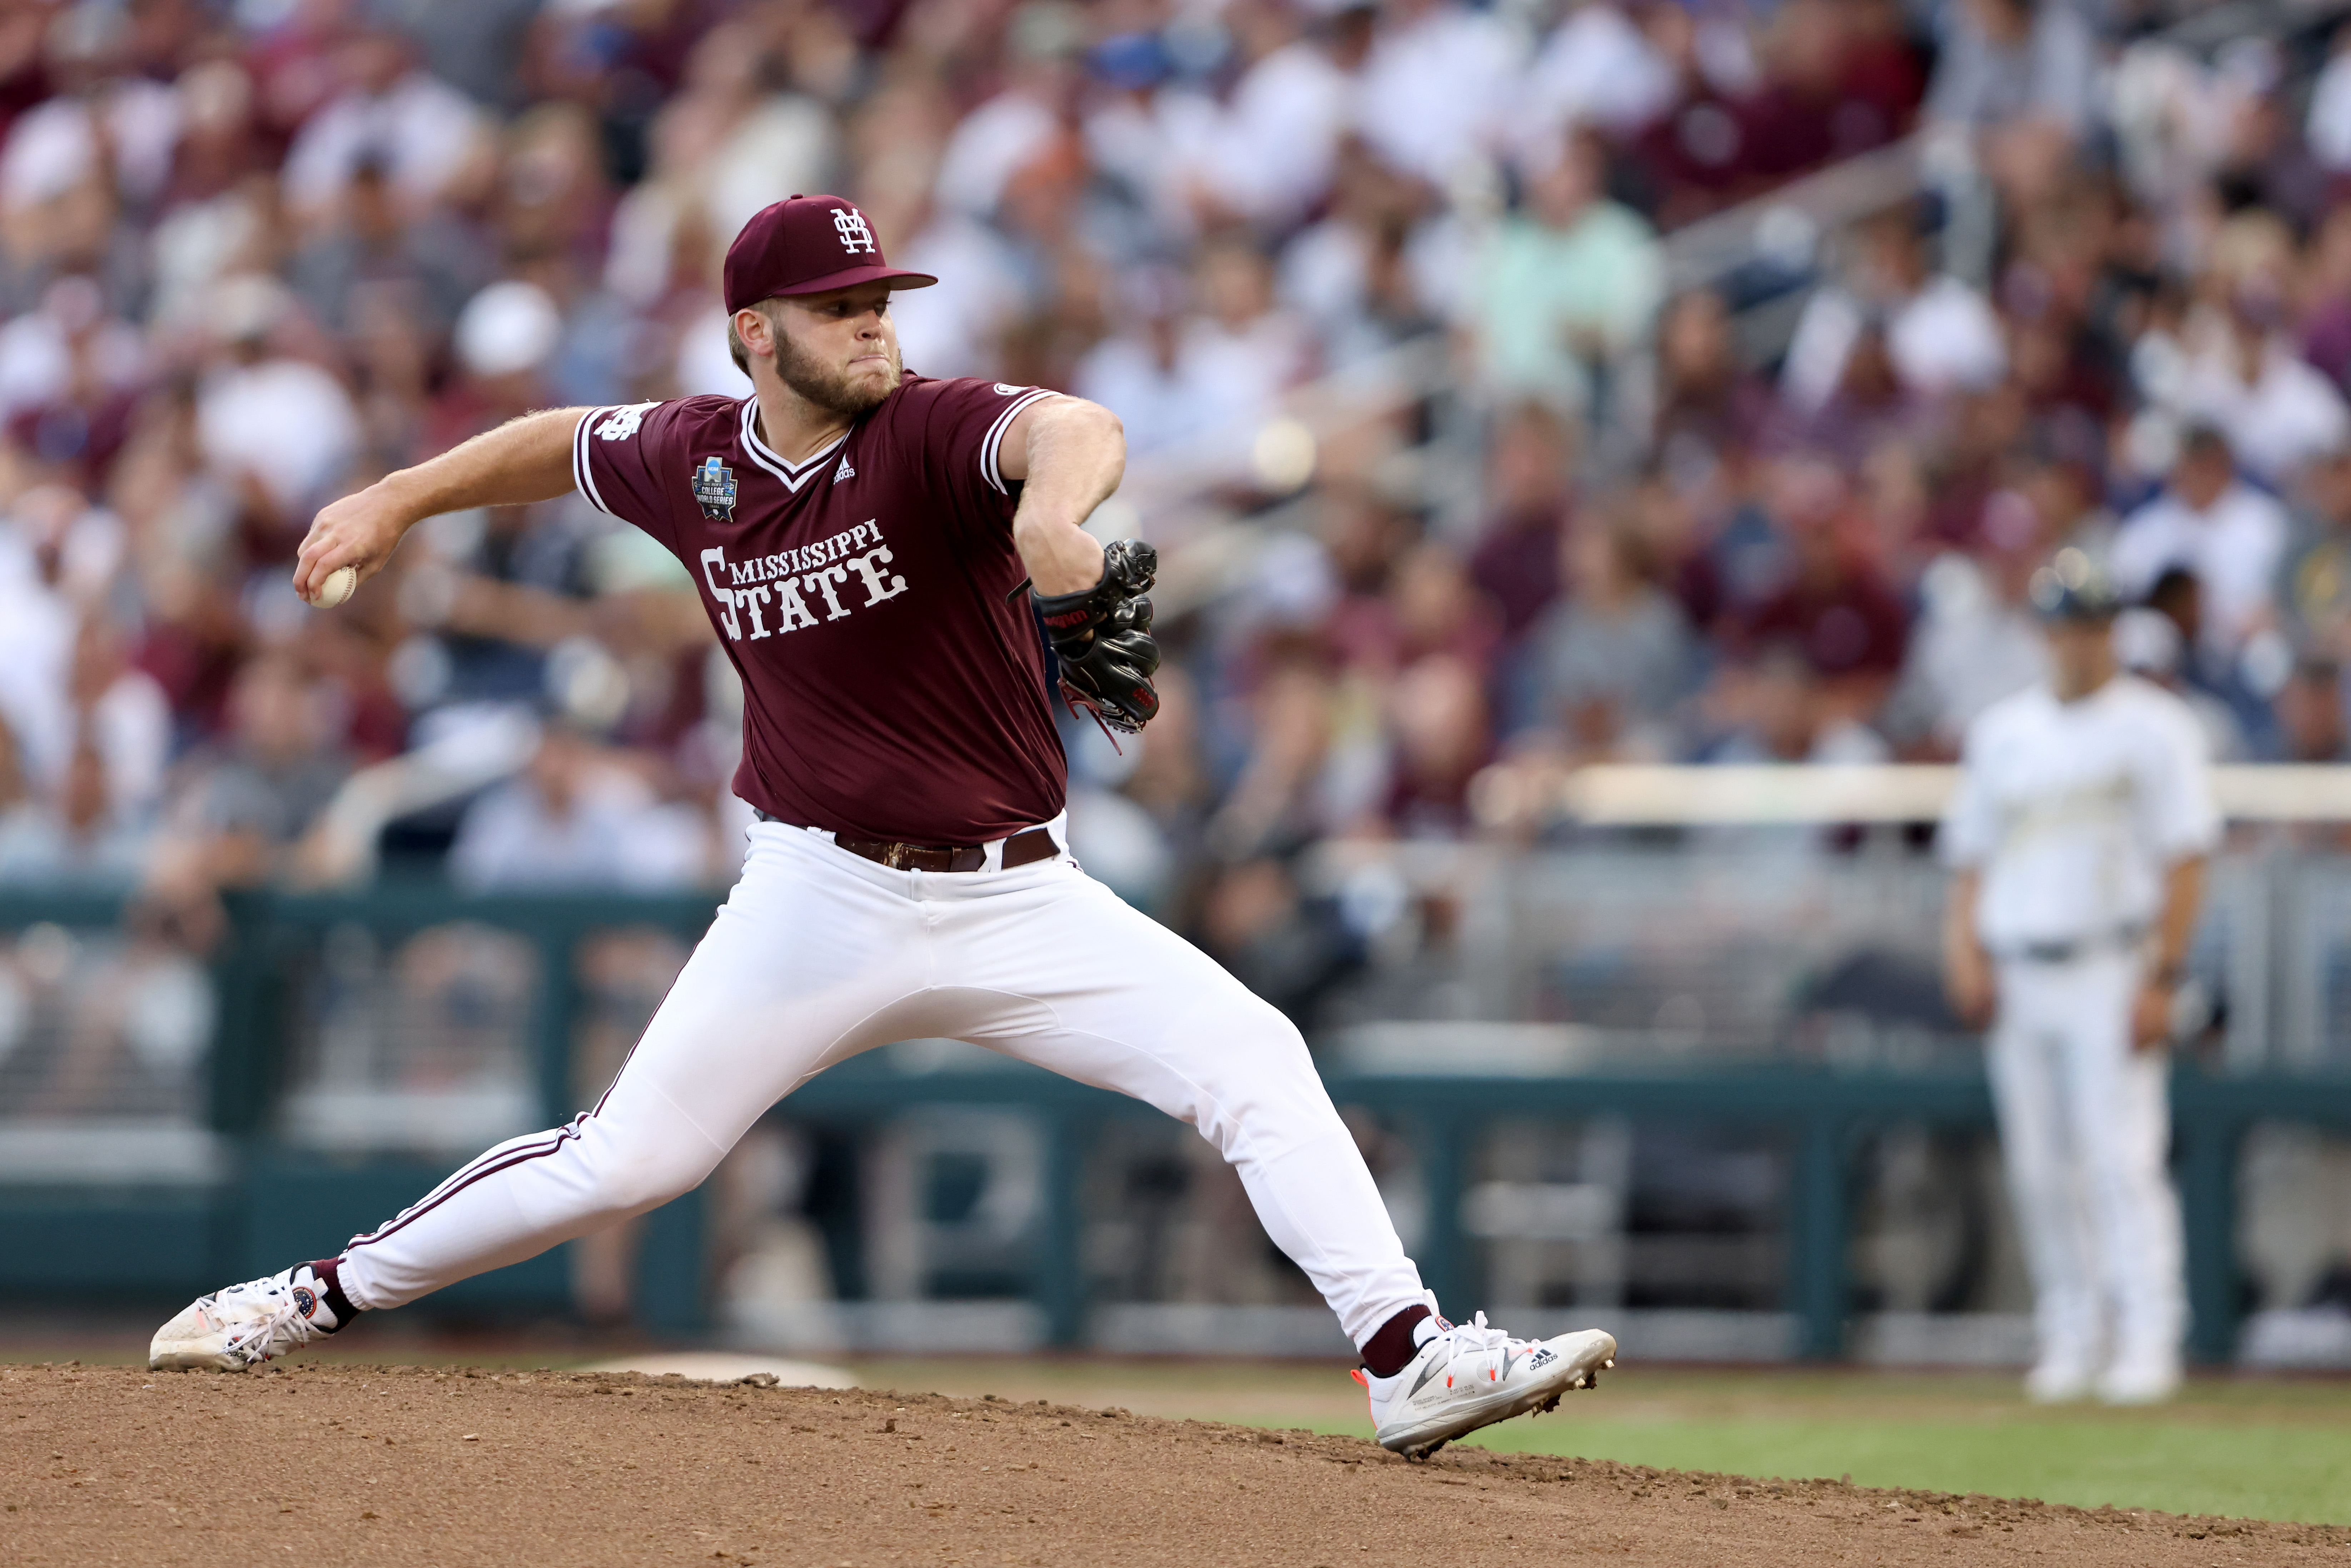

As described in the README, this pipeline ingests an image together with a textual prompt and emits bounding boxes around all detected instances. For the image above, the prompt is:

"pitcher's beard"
[777,330,900,416]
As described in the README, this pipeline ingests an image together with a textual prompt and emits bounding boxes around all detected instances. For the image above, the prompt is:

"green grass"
[855,1359,2351,1527]
[1325,1370,2351,1526]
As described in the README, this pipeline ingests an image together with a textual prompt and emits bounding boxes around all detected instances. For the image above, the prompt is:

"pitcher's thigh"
[963,876,1337,1144]
[597,884,921,1151]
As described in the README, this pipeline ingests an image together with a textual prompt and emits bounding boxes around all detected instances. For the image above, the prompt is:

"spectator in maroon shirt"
[1629,468,1728,639]
[1318,482,1420,675]
[1738,0,1919,182]
[2302,206,2351,390]
[1737,455,1909,720]
[1652,289,1774,476]
[1468,402,1575,643]
[1382,652,1494,838]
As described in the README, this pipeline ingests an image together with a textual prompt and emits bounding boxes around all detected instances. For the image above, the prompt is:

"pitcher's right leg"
[151,822,928,1370]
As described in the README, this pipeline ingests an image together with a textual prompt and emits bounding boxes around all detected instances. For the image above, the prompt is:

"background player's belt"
[1997,926,2148,965]
[754,808,1058,873]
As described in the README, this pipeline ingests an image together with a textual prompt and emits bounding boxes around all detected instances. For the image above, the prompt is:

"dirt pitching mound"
[4,1363,2341,1566]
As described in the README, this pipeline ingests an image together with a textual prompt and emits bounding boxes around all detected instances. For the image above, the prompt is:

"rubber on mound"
[3,1364,2341,1566]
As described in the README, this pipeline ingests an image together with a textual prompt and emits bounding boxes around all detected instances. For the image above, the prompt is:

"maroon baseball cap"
[722,194,938,313]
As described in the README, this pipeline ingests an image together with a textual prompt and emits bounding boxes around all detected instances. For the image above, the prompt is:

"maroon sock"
[305,1257,360,1326]
[1360,1304,1433,1378]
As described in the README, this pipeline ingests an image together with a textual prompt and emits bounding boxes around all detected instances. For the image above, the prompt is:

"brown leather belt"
[754,809,1058,872]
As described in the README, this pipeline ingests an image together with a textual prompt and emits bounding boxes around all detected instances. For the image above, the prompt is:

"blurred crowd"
[0,0,2350,1026]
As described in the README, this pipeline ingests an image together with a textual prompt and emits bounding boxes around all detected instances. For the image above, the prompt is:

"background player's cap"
[722,194,938,312]
[2027,546,2122,622]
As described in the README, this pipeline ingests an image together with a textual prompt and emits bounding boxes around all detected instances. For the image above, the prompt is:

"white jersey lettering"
[804,564,853,621]
[738,582,773,639]
[771,576,820,634]
[596,402,657,441]
[700,547,741,641]
[847,546,909,608]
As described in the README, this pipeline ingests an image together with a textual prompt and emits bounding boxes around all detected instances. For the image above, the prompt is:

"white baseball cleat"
[2023,1352,2096,1404]
[1354,1313,1615,1459]
[2094,1351,2180,1406]
[150,1265,347,1372]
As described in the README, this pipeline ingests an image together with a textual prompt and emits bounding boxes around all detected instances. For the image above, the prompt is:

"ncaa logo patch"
[292,1286,319,1319]
[692,456,738,521]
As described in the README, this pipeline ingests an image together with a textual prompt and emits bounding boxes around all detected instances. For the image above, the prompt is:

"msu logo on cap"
[720,193,937,313]
[832,208,876,255]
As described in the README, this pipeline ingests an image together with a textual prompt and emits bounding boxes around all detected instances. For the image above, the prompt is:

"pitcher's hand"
[292,483,413,604]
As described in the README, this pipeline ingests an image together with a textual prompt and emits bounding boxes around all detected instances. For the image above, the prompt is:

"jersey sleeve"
[573,400,688,547]
[2136,695,2222,862]
[904,377,1061,521]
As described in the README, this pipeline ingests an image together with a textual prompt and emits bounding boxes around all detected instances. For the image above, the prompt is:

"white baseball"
[309,564,358,608]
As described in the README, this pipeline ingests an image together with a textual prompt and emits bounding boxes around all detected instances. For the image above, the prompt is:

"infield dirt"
[5,1363,2342,1566]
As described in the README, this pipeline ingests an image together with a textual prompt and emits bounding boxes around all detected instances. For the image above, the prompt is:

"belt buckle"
[884,842,913,870]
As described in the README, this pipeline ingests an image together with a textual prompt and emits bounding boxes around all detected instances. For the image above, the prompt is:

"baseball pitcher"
[1940,551,2218,1404]
[148,195,1612,1457]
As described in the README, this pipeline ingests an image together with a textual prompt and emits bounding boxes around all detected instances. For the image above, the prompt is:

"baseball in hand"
[308,564,358,608]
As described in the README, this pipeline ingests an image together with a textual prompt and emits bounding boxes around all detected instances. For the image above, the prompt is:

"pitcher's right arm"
[292,407,587,602]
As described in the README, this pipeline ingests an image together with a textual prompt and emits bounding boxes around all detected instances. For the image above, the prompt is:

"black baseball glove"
[1033,538,1161,736]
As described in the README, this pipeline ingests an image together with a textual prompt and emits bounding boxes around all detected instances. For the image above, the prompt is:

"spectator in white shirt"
[450,723,714,893]
[194,275,361,523]
[2110,426,2289,658]
[2306,19,2351,173]
[0,733,153,888]
[2143,213,2350,488]
[1078,242,1309,461]
[1352,0,1521,190]
[1884,549,2049,757]
[873,190,1028,382]
[281,27,492,231]
[935,1,1086,221]
[1190,0,1371,228]
[1519,0,1680,156]
[1075,267,1207,457]
[1925,0,2098,141]
[1781,206,2006,416]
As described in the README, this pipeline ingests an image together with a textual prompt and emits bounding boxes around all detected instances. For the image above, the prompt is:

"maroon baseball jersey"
[572,376,1068,843]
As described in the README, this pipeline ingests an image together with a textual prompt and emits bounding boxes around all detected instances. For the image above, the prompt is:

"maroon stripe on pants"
[344,1120,586,1251]
[346,935,699,1255]
[353,1119,583,1232]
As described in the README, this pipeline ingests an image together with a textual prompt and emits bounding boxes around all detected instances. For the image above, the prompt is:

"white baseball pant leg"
[1987,951,2185,1369]
[338,819,1430,1348]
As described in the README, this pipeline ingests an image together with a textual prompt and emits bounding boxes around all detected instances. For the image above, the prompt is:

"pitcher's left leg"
[951,873,1424,1346]
[931,860,1613,1457]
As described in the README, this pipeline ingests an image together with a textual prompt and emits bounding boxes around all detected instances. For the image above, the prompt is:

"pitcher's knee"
[1177,995,1349,1151]
[582,1141,714,1218]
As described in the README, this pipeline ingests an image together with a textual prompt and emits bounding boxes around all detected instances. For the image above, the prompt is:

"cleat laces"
[208,1279,335,1365]
[1427,1313,1525,1389]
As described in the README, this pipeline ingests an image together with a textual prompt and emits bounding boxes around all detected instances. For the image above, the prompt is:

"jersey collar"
[738,397,849,494]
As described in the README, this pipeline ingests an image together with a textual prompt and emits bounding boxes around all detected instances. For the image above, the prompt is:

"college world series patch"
[693,456,738,521]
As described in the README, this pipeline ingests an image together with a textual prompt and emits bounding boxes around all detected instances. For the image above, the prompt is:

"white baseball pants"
[338,818,1429,1348]
[1987,951,2184,1369]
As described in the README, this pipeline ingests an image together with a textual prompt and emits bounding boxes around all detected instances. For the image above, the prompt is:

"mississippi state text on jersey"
[574,375,1066,843]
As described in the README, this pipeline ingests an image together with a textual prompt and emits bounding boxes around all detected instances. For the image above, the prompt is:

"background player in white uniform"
[1941,551,2220,1405]
[145,194,1611,1459]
